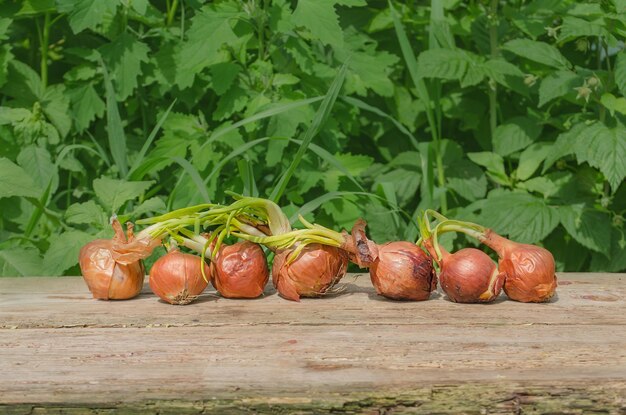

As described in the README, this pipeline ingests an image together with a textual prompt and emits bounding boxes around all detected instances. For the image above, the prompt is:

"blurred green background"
[0,0,624,276]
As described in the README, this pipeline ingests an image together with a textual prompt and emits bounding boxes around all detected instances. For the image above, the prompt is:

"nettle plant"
[387,0,625,272]
[0,0,624,276]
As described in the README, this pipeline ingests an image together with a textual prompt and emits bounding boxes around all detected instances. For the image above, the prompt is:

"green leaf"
[600,93,626,116]
[292,0,345,47]
[447,162,487,202]
[210,62,241,95]
[482,58,527,95]
[16,145,58,194]
[0,247,45,276]
[68,83,105,131]
[517,142,552,181]
[337,29,399,97]
[176,4,241,89]
[0,158,39,199]
[503,39,570,69]
[41,84,72,138]
[65,200,108,227]
[478,191,559,243]
[467,152,510,186]
[171,156,211,203]
[559,16,608,42]
[342,96,418,150]
[389,1,438,143]
[43,231,95,276]
[574,122,626,192]
[416,48,473,81]
[131,197,166,218]
[127,100,176,179]
[56,0,120,33]
[0,44,13,89]
[559,205,611,254]
[93,177,154,213]
[0,107,31,125]
[493,117,542,156]
[269,62,347,202]
[213,85,248,121]
[373,168,420,205]
[542,123,586,172]
[538,70,579,107]
[615,51,626,97]
[100,56,128,177]
[99,33,150,100]
[590,227,626,272]
[308,146,366,191]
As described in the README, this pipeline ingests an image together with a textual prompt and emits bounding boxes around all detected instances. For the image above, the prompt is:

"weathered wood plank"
[0,273,624,413]
[0,274,624,329]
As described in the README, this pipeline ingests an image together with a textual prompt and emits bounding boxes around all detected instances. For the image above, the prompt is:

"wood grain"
[0,273,625,414]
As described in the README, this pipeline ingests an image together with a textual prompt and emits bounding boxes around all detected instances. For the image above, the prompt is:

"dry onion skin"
[211,241,269,299]
[369,241,436,301]
[79,219,159,300]
[272,244,348,302]
[149,249,209,305]
[481,230,557,303]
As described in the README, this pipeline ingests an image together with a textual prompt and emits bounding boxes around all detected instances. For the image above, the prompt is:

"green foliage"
[0,0,624,276]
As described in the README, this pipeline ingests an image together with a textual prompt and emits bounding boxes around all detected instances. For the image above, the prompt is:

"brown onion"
[272,244,348,302]
[369,241,436,301]
[438,248,504,303]
[79,219,158,300]
[149,249,209,305]
[211,241,269,298]
[480,230,557,303]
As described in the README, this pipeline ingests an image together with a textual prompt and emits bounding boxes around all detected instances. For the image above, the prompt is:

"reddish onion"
[272,244,348,302]
[211,241,269,299]
[480,230,557,303]
[149,249,209,305]
[79,219,159,300]
[369,241,436,301]
[436,247,504,303]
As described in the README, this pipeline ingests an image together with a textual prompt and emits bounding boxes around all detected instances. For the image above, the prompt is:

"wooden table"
[0,273,624,414]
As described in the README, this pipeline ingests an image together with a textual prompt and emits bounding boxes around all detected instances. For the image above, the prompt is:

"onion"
[79,218,159,300]
[149,249,209,305]
[272,244,348,302]
[437,247,504,303]
[480,230,557,303]
[211,241,269,299]
[369,241,436,301]
[422,211,557,303]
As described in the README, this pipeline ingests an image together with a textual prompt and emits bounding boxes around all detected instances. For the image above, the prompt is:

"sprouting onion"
[420,210,557,303]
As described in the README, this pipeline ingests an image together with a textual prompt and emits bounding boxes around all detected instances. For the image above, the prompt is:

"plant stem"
[40,12,50,89]
[167,0,179,26]
[488,0,498,145]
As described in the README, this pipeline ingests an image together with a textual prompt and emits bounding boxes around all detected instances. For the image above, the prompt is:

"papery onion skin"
[370,241,436,301]
[439,248,504,303]
[482,230,557,303]
[79,220,154,300]
[79,240,145,300]
[211,242,269,299]
[149,250,209,305]
[272,244,348,302]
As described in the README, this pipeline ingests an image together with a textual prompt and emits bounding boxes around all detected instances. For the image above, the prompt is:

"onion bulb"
[369,241,436,301]
[481,230,557,303]
[272,244,348,302]
[149,249,209,305]
[438,248,504,303]
[79,219,158,300]
[211,241,269,299]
